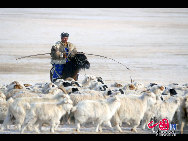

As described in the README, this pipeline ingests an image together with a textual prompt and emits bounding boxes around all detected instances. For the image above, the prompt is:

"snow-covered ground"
[0,8,188,134]
[0,123,153,134]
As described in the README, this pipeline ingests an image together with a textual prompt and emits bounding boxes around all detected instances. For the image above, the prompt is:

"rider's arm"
[51,41,65,60]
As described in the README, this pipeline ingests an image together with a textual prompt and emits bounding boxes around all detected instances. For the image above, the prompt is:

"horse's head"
[71,53,90,70]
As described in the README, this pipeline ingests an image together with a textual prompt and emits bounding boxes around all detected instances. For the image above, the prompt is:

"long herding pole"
[16,52,131,71]
[16,53,51,60]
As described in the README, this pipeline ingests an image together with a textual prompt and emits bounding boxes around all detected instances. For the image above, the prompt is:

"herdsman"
[50,32,77,82]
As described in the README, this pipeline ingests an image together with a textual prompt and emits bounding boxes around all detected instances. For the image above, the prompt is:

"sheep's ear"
[159,86,165,91]
[13,81,19,85]
[129,84,135,90]
[14,85,23,89]
[24,84,32,87]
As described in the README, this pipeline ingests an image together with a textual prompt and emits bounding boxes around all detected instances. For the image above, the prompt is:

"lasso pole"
[16,52,131,71]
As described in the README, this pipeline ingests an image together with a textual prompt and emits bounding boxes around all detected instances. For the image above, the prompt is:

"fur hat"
[61,32,69,38]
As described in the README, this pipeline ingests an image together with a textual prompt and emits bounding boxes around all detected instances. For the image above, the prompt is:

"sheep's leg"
[20,117,37,134]
[96,120,103,132]
[15,115,24,131]
[1,112,12,130]
[33,120,41,133]
[17,124,21,131]
[38,122,43,132]
[99,125,103,133]
[65,113,71,124]
[54,121,60,130]
[96,124,100,132]
[115,123,123,132]
[105,121,112,128]
[181,121,185,134]
[50,122,56,133]
[106,121,115,132]
[131,127,137,133]
[75,119,81,132]
[67,113,74,124]
[14,109,26,131]
[131,120,140,133]
[140,117,149,130]
[103,121,114,132]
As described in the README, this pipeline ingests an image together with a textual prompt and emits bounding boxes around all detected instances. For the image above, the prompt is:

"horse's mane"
[61,53,90,80]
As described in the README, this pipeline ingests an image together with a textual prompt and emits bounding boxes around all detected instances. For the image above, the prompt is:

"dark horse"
[50,52,90,82]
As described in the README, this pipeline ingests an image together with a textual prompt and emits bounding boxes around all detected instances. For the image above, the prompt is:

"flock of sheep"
[0,75,188,134]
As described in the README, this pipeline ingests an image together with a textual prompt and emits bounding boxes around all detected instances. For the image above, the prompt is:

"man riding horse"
[50,32,78,82]
[50,32,90,82]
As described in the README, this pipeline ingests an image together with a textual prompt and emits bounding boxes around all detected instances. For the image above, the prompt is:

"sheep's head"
[114,82,123,88]
[150,85,165,95]
[159,86,165,91]
[129,84,136,90]
[143,91,157,106]
[14,84,23,89]
[96,77,104,84]
[24,84,32,87]
[11,81,24,89]
[0,91,6,101]
[85,75,96,82]
[62,98,73,114]
[42,83,58,94]
[6,81,24,90]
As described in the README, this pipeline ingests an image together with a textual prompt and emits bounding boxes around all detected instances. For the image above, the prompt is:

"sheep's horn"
[58,86,68,94]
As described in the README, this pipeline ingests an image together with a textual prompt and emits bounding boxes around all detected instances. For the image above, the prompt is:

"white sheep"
[0,91,6,102]
[81,75,97,87]
[0,98,14,122]
[122,83,145,95]
[71,96,121,132]
[62,89,121,125]
[0,84,7,94]
[140,96,180,130]
[5,82,67,100]
[110,82,123,88]
[148,85,165,96]
[69,90,108,106]
[178,96,188,134]
[27,82,63,95]
[88,80,108,91]
[4,81,27,100]
[111,91,157,132]
[81,75,105,88]
[2,93,69,131]
[20,96,73,133]
[41,82,59,94]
